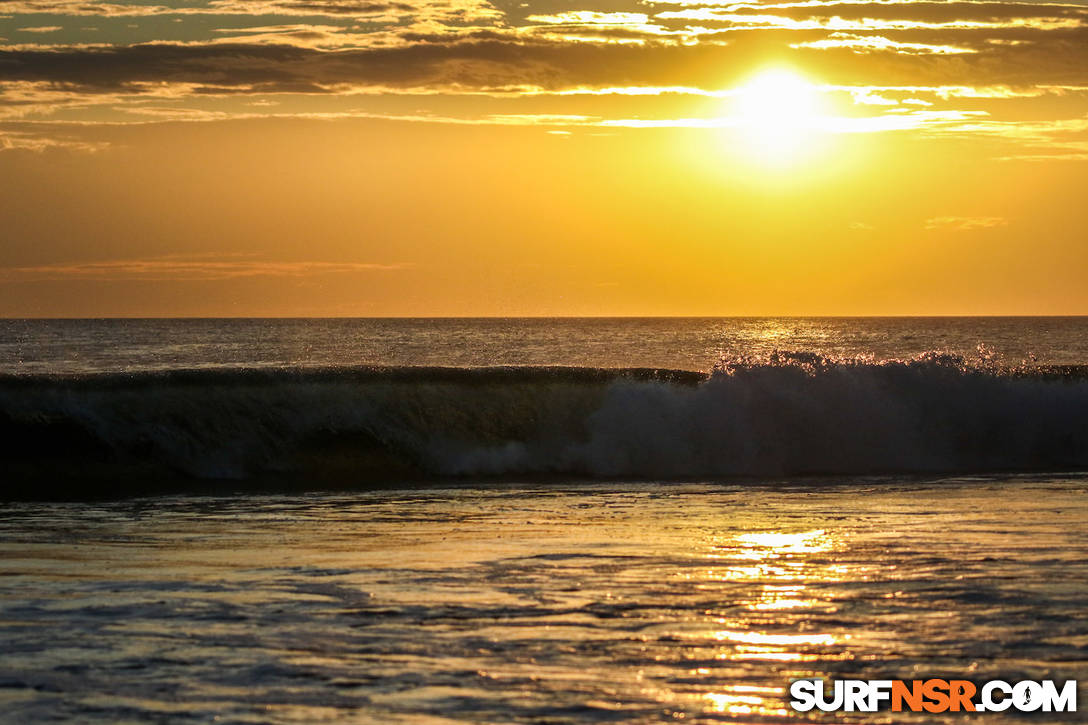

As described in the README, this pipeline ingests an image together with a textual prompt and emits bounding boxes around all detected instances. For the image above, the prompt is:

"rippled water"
[2,477,1086,723]
[3,317,1088,373]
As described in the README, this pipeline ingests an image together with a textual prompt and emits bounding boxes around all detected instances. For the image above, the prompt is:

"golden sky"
[0,0,1086,315]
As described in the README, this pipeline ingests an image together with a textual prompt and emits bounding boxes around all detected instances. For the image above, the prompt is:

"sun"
[730,69,828,163]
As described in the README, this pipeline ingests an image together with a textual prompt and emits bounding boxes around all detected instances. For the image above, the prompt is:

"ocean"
[1,317,1086,722]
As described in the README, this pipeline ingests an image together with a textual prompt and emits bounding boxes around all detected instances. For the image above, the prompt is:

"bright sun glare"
[731,69,827,163]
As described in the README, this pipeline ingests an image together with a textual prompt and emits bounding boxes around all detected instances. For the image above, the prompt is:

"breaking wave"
[3,352,1088,498]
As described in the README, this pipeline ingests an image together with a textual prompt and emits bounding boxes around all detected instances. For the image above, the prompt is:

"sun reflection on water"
[713,630,838,646]
[735,529,832,554]
[701,684,790,717]
[674,527,853,710]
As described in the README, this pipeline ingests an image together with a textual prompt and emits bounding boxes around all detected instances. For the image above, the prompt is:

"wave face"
[3,354,1088,496]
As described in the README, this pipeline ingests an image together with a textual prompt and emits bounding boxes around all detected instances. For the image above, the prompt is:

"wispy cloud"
[0,255,408,281]
[526,11,650,25]
[929,115,1088,159]
[0,0,499,20]
[924,216,1008,230]
[0,128,107,151]
[0,0,170,15]
[792,32,975,54]
[653,7,1086,32]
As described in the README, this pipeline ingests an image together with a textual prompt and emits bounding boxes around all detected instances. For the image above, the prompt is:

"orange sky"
[0,0,1086,315]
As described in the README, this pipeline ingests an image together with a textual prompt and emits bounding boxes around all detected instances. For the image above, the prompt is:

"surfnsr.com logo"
[789,679,1077,713]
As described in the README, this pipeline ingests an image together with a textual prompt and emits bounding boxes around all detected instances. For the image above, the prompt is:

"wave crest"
[2,353,1087,497]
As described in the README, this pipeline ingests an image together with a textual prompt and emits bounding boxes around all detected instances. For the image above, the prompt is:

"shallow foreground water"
[2,477,1086,723]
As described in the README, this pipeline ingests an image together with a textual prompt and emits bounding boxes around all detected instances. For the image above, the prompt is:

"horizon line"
[4,314,1088,321]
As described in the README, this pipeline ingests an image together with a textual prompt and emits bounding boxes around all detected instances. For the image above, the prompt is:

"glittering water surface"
[2,477,1086,723]
[3,317,1088,373]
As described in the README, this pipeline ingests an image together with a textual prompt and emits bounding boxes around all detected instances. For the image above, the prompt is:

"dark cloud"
[0,0,1086,99]
[252,0,414,14]
[0,26,1086,93]
[692,1,1088,24]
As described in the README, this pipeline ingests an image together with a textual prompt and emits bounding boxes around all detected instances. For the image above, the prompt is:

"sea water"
[0,318,1086,722]
[3,317,1088,373]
